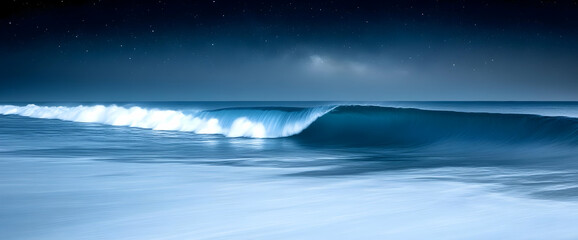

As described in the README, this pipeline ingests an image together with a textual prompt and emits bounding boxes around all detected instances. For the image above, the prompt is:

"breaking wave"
[2,104,578,146]
[0,104,333,138]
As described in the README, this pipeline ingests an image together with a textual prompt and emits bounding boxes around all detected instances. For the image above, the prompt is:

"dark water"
[1,102,578,239]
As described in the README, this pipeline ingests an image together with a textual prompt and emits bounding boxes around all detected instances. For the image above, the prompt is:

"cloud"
[304,54,408,83]
[308,55,368,76]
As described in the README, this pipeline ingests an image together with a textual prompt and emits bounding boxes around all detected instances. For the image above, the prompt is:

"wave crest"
[3,104,578,146]
[0,104,334,138]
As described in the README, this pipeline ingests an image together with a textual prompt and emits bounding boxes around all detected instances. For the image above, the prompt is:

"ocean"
[1,101,578,239]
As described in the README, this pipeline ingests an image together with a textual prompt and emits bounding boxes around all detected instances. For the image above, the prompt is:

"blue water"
[2,102,578,239]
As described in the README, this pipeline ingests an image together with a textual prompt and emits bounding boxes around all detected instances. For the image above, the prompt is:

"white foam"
[0,104,333,138]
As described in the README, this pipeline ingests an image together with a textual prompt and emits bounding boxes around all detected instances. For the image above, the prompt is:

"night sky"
[1,0,577,101]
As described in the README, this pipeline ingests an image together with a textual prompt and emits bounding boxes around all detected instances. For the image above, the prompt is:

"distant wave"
[2,104,578,146]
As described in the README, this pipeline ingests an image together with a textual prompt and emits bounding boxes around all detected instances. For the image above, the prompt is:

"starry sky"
[1,0,578,101]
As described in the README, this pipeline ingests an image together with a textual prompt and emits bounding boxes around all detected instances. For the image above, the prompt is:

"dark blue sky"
[1,0,577,101]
